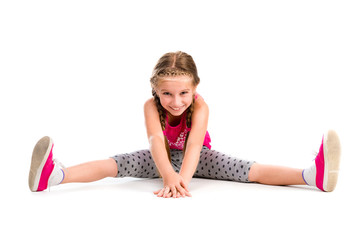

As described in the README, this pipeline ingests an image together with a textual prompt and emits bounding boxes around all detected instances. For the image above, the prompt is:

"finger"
[157,188,165,197]
[171,187,177,198]
[163,186,170,198]
[176,192,181,198]
[180,179,190,192]
[176,184,186,197]
[153,189,161,195]
[164,190,172,198]
[175,185,191,197]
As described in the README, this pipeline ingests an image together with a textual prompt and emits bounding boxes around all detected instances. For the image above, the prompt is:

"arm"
[144,98,174,178]
[144,98,190,197]
[179,97,209,183]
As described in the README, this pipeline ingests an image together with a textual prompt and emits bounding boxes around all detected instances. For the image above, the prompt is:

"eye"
[162,92,171,96]
[180,91,189,95]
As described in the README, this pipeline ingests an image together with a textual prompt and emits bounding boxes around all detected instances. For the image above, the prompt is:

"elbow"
[184,141,203,153]
[148,134,165,146]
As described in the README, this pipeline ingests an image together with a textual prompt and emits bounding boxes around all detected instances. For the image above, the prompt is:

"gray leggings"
[111,146,255,183]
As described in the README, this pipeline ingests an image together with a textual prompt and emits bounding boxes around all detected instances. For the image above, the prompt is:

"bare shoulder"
[189,94,209,139]
[144,97,157,112]
[144,97,163,138]
[194,94,209,113]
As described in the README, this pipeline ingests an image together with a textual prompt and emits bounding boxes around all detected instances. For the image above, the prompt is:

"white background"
[1,0,359,239]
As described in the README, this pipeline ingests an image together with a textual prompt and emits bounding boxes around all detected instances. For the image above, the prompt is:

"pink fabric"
[37,144,54,191]
[315,137,325,191]
[163,95,211,150]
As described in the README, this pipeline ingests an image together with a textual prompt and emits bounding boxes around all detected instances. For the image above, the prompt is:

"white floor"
[3,157,359,240]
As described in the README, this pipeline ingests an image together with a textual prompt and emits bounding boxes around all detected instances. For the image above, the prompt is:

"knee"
[248,163,260,182]
[104,158,118,178]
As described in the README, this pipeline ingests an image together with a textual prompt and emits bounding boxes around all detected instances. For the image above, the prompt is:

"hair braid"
[182,95,195,155]
[152,90,166,130]
[186,95,195,128]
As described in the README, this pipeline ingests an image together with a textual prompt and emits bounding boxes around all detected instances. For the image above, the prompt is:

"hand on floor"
[153,172,192,198]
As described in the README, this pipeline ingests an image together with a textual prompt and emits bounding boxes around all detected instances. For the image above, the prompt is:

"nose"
[173,95,181,107]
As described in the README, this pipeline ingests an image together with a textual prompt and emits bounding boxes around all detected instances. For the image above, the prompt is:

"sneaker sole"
[323,130,341,192]
[28,136,53,192]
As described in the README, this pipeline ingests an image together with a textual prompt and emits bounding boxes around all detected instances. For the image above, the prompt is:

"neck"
[167,110,186,127]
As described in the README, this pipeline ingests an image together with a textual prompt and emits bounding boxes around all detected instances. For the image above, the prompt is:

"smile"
[170,106,184,111]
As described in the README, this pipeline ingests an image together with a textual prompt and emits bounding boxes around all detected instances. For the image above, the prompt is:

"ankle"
[302,164,316,187]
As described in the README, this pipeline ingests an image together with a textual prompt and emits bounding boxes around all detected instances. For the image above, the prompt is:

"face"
[156,75,196,117]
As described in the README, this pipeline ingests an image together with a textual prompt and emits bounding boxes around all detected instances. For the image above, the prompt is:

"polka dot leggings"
[111,146,255,183]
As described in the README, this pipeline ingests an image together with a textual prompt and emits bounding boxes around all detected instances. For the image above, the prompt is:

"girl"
[28,51,341,197]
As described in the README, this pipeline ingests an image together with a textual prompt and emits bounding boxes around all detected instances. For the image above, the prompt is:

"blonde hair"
[150,51,200,163]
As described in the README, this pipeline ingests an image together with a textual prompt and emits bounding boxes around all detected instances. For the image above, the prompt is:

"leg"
[112,150,159,178]
[29,136,158,191]
[194,147,254,182]
[194,147,304,186]
[62,158,118,184]
[248,163,305,185]
[250,130,341,188]
[63,149,159,184]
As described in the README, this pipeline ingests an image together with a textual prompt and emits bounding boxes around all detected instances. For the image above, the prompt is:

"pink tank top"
[163,95,212,150]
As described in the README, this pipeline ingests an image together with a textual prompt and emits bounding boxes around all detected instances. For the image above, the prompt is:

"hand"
[153,172,192,198]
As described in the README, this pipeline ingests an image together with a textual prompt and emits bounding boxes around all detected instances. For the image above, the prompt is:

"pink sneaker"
[303,130,341,192]
[28,136,64,192]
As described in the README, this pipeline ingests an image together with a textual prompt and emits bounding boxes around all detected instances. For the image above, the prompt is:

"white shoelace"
[53,158,66,169]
